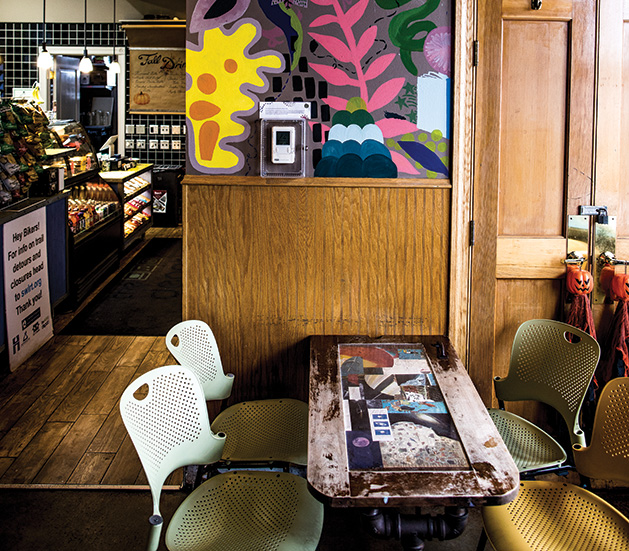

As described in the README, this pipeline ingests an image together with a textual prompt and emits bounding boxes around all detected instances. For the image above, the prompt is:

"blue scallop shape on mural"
[363,154,398,178]
[314,156,339,177]
[397,141,449,177]
[360,140,390,160]
[322,140,344,158]
[362,124,385,143]
[328,124,348,142]
[345,124,364,143]
[343,140,362,156]
[336,153,364,177]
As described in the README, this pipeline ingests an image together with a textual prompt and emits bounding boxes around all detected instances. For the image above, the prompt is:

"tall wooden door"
[469,0,598,413]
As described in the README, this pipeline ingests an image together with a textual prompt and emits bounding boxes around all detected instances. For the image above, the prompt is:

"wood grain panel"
[499,20,568,237]
[183,182,450,403]
[502,0,572,20]
[496,237,566,278]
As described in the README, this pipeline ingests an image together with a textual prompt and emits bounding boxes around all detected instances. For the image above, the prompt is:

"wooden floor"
[0,227,184,489]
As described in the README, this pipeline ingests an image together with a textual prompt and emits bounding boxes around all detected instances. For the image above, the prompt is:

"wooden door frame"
[448,0,476,365]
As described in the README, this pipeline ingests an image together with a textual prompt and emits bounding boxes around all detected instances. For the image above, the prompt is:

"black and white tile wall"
[0,22,185,166]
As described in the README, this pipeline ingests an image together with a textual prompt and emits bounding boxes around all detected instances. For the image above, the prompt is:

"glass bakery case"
[46,119,99,184]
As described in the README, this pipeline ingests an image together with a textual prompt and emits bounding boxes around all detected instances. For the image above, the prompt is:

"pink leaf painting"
[344,0,370,28]
[309,32,353,63]
[391,150,421,175]
[367,78,406,112]
[355,26,378,61]
[363,53,396,82]
[376,118,420,138]
[310,62,359,87]
[323,95,350,112]
[310,14,339,28]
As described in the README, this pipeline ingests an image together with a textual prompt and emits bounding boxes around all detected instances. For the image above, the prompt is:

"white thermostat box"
[260,118,305,177]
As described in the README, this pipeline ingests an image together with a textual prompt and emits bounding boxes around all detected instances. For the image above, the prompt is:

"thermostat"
[272,126,295,164]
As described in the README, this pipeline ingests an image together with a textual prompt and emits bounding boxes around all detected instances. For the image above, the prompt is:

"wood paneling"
[183,178,450,403]
[499,20,568,237]
[471,0,597,410]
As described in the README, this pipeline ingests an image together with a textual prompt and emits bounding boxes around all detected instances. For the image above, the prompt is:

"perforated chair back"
[494,319,600,445]
[120,365,226,551]
[166,320,235,400]
[573,376,629,484]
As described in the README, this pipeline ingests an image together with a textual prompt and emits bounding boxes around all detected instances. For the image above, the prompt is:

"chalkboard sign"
[129,48,186,114]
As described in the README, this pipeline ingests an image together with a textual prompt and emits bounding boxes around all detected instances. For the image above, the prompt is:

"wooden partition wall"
[182,176,451,405]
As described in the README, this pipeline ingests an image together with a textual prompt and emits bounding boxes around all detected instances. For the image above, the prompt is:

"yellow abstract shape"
[187,24,282,171]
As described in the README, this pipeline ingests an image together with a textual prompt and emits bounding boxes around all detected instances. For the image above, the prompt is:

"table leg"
[362,506,469,550]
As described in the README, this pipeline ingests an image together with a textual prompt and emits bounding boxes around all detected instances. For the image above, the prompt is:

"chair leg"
[476,526,488,551]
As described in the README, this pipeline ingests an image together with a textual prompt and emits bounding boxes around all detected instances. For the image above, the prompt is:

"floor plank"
[33,414,108,485]
[0,422,72,484]
[0,233,185,489]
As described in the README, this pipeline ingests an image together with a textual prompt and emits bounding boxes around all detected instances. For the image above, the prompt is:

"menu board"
[129,48,186,113]
[339,343,469,471]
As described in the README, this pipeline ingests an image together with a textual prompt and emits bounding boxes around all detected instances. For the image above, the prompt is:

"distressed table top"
[308,335,519,507]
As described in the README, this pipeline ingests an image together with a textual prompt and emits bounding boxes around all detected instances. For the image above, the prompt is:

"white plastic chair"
[165,320,234,400]
[120,365,323,551]
[120,365,226,551]
[166,320,308,465]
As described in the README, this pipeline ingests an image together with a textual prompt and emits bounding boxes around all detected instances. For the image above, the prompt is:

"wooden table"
[308,335,519,509]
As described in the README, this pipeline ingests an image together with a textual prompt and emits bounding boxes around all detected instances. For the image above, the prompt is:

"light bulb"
[79,54,93,73]
[37,48,53,70]
[109,59,121,74]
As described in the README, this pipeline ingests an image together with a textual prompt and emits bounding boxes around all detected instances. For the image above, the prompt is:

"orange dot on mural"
[224,59,238,73]
[199,120,220,161]
[197,73,217,95]
[190,100,221,121]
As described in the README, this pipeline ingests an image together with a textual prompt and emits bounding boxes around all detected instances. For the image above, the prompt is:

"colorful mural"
[186,0,452,178]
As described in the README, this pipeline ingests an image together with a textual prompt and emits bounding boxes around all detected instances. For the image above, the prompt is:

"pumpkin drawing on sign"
[134,91,150,105]
[566,268,594,296]
[611,273,629,302]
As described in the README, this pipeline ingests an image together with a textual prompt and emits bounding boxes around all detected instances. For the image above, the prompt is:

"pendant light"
[79,0,93,73]
[37,0,53,70]
[108,0,120,73]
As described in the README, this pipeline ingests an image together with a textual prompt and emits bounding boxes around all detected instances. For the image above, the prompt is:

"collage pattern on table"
[339,343,469,471]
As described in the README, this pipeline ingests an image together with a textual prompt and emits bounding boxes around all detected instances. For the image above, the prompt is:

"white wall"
[0,0,185,23]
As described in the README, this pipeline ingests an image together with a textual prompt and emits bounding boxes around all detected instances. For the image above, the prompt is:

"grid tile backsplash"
[0,22,185,165]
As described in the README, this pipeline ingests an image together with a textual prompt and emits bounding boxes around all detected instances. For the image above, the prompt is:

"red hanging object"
[566,266,596,339]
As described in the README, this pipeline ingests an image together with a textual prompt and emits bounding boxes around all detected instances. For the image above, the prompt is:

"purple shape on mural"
[397,141,449,177]
[190,0,250,34]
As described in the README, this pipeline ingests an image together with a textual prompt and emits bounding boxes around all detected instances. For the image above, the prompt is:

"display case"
[65,176,122,305]
[100,163,153,251]
[47,119,99,184]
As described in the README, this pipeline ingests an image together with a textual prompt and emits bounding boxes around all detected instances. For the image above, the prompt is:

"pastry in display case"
[100,164,153,250]
[47,119,99,183]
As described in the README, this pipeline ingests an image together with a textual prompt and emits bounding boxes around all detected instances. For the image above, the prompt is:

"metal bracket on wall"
[571,206,617,303]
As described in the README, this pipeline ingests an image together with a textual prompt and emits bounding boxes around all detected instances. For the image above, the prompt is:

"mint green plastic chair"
[165,470,323,551]
[121,365,323,551]
[166,320,308,465]
[488,319,600,474]
[480,377,629,551]
[120,365,226,551]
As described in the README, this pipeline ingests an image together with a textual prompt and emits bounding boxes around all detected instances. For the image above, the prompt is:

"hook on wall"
[531,0,542,9]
